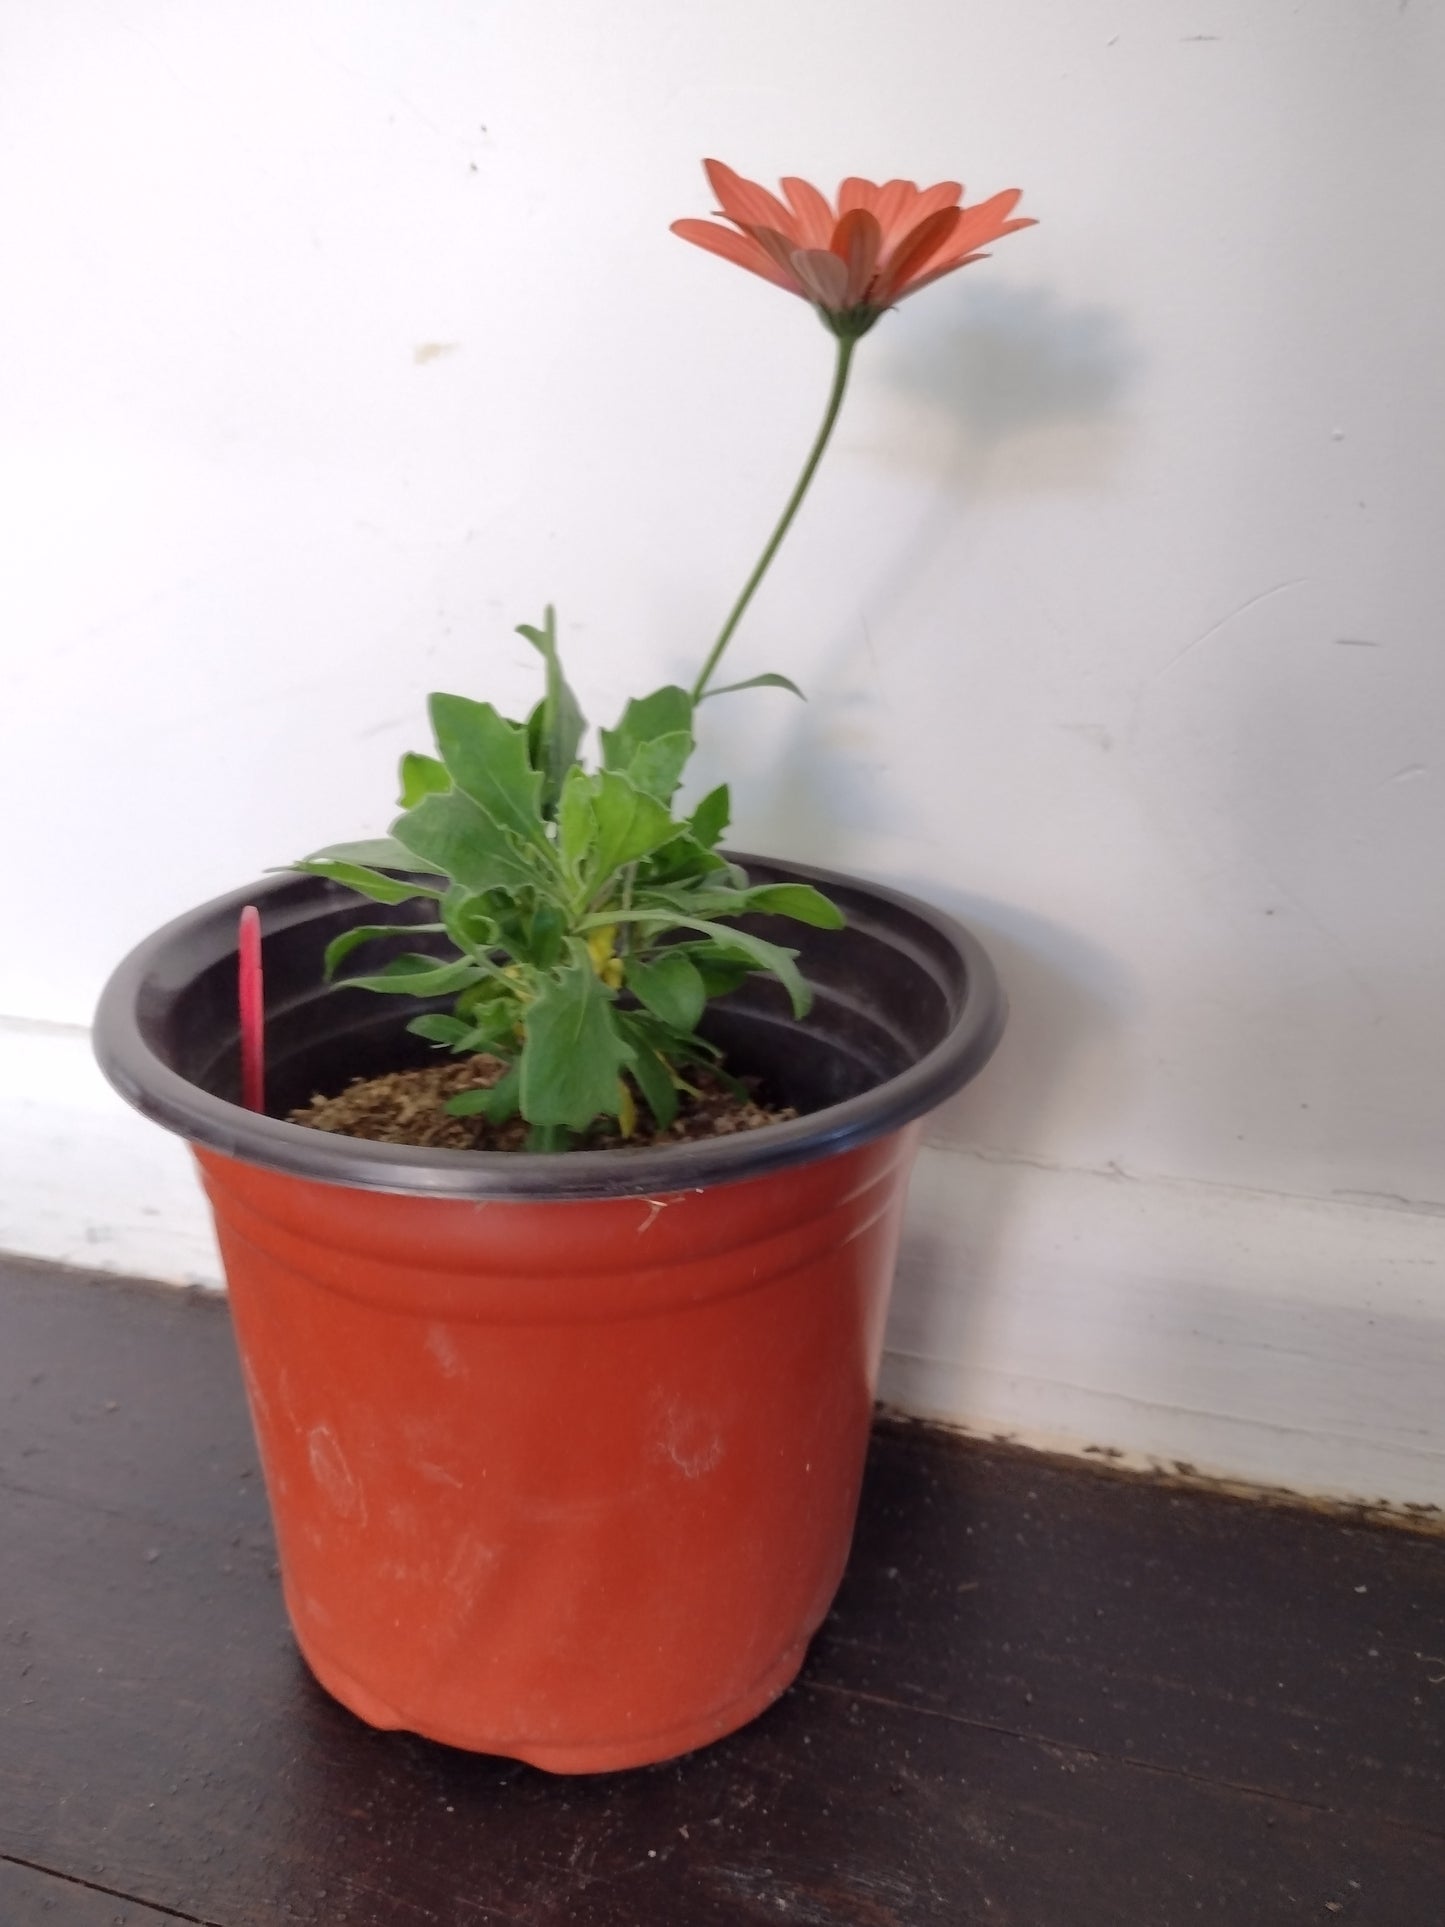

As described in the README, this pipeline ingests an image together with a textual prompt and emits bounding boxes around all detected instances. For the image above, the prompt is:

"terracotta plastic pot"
[94,856,1004,1772]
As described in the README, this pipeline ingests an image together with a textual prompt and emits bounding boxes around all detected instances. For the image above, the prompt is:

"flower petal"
[838,176,883,217]
[703,159,798,240]
[909,180,965,225]
[936,219,1036,273]
[873,207,964,303]
[829,207,883,306]
[917,199,1035,278]
[675,168,1033,314]
[788,246,851,312]
[670,218,804,295]
[780,175,836,248]
[749,225,808,281]
[898,250,995,297]
[944,188,1028,256]
[872,178,918,247]
[752,229,852,311]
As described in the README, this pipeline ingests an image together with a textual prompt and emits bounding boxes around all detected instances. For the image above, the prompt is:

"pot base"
[294,1610,809,1773]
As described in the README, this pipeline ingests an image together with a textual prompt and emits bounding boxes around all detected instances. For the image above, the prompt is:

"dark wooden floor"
[1,1259,1443,1926]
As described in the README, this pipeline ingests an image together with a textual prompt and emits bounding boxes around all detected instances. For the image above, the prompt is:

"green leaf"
[419,983,522,1054]
[523,901,564,971]
[441,887,499,956]
[519,952,634,1130]
[428,694,548,850]
[323,922,445,981]
[700,671,805,702]
[460,1010,524,1054]
[624,730,693,801]
[618,1020,680,1131]
[627,878,839,928]
[635,832,728,887]
[406,1013,475,1048]
[676,919,811,1018]
[397,752,451,809]
[689,784,730,849]
[600,686,694,774]
[625,950,706,1032]
[339,953,489,997]
[586,771,679,885]
[446,1066,522,1122]
[292,858,445,906]
[616,882,753,925]
[557,764,596,869]
[588,905,810,1013]
[683,948,754,998]
[392,790,539,892]
[455,974,515,1016]
[598,687,695,801]
[730,882,844,929]
[518,606,586,815]
[622,1006,724,1064]
[300,836,446,876]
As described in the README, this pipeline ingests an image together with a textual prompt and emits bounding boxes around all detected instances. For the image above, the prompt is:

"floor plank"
[824,1424,1445,1831]
[0,1857,191,1925]
[0,1262,269,1542]
[3,1255,1445,1925]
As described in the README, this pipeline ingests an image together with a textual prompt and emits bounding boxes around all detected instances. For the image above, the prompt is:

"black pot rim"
[93,853,1005,1202]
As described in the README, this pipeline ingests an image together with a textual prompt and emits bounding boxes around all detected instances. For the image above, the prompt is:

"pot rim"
[93,853,1005,1201]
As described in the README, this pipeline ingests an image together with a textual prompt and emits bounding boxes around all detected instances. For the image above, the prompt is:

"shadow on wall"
[911,884,1136,1156]
[879,277,1137,468]
[863,279,1140,633]
[738,281,1140,851]
[732,287,1143,1394]
[880,886,1136,1396]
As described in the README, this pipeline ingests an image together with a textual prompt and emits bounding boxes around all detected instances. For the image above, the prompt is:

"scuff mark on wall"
[1157,578,1306,676]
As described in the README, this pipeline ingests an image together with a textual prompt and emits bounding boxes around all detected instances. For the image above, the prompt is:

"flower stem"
[690,333,857,703]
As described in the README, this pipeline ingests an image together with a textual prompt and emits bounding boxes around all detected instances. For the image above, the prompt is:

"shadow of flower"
[876,278,1138,472]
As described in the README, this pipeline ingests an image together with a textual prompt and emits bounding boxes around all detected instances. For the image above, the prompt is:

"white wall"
[3,1,1443,1508]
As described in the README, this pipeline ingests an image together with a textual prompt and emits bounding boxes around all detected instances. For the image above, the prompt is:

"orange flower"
[672,160,1034,337]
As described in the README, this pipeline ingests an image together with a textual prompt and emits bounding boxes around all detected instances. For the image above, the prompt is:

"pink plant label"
[238,905,265,1113]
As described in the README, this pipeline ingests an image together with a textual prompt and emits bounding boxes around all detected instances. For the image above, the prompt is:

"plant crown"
[294,610,839,1150]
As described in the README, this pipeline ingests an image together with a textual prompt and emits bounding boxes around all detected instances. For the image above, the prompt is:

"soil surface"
[288,1054,797,1152]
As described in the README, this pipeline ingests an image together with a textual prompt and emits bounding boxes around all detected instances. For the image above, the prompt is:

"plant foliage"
[295,608,842,1149]
[283,166,1037,1151]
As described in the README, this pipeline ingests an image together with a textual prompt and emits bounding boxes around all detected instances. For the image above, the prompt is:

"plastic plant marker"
[238,905,265,1114]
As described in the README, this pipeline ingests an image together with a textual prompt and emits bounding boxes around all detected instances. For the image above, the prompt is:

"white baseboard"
[883,1143,1445,1514]
[4,1018,1442,1514]
[0,1017,222,1286]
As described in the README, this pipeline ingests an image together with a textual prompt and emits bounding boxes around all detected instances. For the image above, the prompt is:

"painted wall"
[3,1,1443,1505]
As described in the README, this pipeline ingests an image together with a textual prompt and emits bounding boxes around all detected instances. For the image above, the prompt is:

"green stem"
[690,334,857,703]
[619,861,636,956]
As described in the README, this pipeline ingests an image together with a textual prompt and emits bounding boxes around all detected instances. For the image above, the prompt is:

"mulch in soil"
[288,1053,796,1152]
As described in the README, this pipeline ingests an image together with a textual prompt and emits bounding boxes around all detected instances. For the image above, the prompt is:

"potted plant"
[94,160,1032,1773]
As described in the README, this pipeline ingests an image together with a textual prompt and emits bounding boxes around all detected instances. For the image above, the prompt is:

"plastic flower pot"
[93,854,1003,1773]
